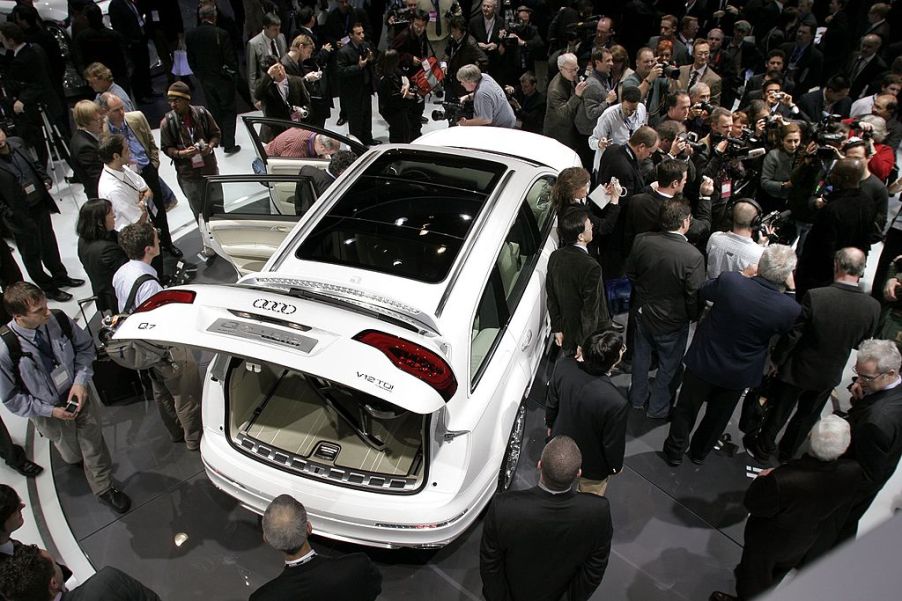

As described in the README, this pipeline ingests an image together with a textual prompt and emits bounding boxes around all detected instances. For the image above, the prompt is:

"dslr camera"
[656,60,681,79]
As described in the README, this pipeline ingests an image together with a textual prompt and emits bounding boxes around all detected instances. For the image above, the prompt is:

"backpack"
[0,309,72,396]
[99,274,173,371]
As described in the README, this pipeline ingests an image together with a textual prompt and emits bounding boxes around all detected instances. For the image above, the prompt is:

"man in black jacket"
[251,494,382,601]
[546,331,628,496]
[795,158,877,298]
[336,24,377,145]
[255,57,311,142]
[69,100,104,200]
[710,416,865,601]
[0,544,159,601]
[480,435,613,601]
[626,197,705,419]
[0,128,84,303]
[747,248,880,463]
[186,4,241,154]
[663,245,801,465]
[0,22,67,168]
[293,150,357,215]
[546,207,609,356]
[108,0,153,101]
[796,75,852,121]
[780,23,823,97]
[443,16,488,100]
[831,338,902,545]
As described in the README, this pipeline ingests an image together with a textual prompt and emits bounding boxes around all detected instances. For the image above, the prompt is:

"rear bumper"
[200,432,495,549]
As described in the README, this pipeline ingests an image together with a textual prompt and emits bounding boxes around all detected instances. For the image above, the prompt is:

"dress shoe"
[663,452,682,467]
[55,276,85,288]
[44,288,73,302]
[608,321,625,333]
[98,487,131,513]
[65,175,82,184]
[709,592,738,601]
[744,436,771,464]
[11,458,43,478]
[689,454,705,465]
[224,145,241,154]
[336,116,347,126]
[165,244,184,258]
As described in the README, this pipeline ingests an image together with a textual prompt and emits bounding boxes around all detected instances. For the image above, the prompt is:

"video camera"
[803,114,846,160]
[755,210,796,245]
[432,99,474,122]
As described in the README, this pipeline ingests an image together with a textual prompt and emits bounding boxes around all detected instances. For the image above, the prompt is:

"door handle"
[520,329,533,351]
[272,226,291,233]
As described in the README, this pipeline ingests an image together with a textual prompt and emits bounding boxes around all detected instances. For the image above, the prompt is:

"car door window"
[207,177,312,219]
[470,204,542,386]
[524,176,555,234]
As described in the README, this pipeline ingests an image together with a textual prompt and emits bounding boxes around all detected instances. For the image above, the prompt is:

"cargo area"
[225,358,427,491]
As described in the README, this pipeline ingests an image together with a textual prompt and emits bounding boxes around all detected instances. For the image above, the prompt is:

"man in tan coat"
[99,93,182,258]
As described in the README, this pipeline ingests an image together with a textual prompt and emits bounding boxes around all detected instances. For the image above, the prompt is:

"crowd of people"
[0,0,901,600]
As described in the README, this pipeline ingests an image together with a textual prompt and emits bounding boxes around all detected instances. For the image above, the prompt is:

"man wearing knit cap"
[159,82,223,260]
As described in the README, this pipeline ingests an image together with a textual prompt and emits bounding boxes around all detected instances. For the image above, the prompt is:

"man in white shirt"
[96,134,151,231]
[112,223,201,450]
[850,73,902,117]
[589,86,647,171]
[706,200,767,279]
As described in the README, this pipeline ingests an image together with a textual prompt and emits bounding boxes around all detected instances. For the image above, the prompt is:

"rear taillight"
[354,330,457,401]
[134,290,197,313]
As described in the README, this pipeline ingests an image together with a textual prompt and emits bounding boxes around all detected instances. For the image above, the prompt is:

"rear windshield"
[295,150,507,283]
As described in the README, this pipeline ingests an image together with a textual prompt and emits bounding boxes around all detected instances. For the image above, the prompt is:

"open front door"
[201,175,313,276]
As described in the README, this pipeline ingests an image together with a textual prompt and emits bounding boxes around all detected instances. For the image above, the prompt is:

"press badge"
[721,180,732,199]
[51,364,71,391]
[23,183,35,195]
[429,10,437,22]
[191,153,205,168]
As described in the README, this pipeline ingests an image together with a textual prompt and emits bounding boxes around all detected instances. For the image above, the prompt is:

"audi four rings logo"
[252,299,297,314]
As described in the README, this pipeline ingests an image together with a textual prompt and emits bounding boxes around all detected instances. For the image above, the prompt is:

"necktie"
[689,70,699,90]
[34,329,55,373]
[271,39,279,58]
[852,57,864,81]
[433,0,442,36]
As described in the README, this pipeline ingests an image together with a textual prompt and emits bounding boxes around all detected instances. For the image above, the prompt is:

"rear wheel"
[497,401,528,492]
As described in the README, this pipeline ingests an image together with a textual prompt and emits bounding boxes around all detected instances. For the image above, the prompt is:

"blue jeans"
[628,316,689,418]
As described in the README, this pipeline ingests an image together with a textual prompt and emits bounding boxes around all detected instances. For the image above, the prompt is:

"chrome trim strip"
[436,170,514,317]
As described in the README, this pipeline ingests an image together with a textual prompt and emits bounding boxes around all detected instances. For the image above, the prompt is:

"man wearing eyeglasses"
[822,338,902,551]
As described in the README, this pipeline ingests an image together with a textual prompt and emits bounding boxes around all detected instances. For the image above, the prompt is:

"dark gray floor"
[51,230,768,600]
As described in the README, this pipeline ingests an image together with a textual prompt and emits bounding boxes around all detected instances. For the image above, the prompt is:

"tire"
[497,401,528,492]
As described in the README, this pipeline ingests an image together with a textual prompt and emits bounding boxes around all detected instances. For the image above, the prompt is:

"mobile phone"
[65,397,79,413]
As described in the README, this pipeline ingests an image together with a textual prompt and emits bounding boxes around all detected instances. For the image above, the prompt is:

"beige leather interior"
[208,219,293,274]
[230,362,423,478]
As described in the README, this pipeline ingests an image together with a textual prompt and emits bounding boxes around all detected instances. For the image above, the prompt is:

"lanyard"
[103,167,142,193]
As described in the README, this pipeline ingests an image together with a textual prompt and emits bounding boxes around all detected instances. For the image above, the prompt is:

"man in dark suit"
[795,158,877,298]
[293,150,357,215]
[336,23,377,145]
[747,248,880,463]
[69,100,104,200]
[830,338,902,545]
[255,57,312,142]
[797,75,852,121]
[186,4,242,154]
[546,207,610,356]
[0,22,67,168]
[108,0,153,101]
[468,0,506,82]
[546,331,628,496]
[480,435,613,601]
[443,15,488,100]
[780,23,823,96]
[710,416,865,601]
[0,543,159,600]
[596,126,659,279]
[663,244,801,465]
[251,494,382,601]
[0,128,84,303]
[626,197,706,419]
[844,35,887,100]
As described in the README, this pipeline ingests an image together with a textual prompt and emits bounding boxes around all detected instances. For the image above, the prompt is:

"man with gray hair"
[664,244,801,465]
[251,494,382,600]
[828,338,902,547]
[480,436,613,601]
[710,415,864,601]
[455,64,516,128]
[746,247,880,463]
[543,52,588,152]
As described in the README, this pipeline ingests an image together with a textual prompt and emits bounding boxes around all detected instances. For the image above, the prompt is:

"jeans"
[628,315,689,418]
